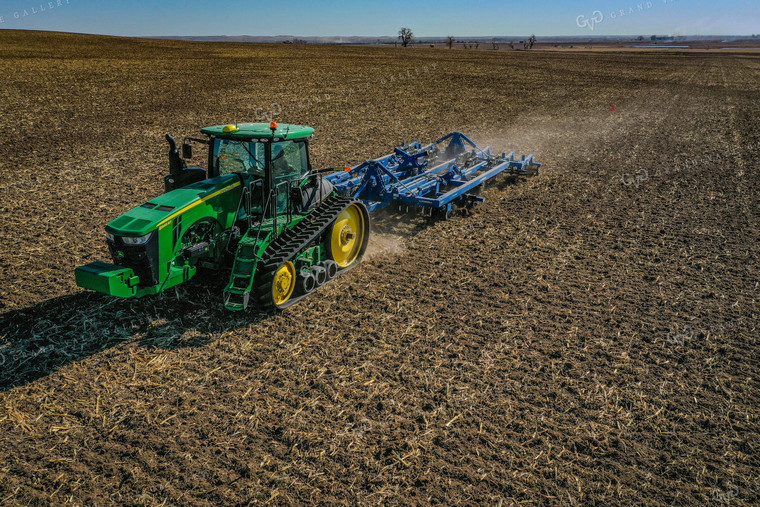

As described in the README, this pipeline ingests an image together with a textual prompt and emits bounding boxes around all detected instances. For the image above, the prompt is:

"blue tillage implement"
[324,132,541,217]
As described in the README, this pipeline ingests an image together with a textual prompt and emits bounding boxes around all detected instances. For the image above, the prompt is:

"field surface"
[0,31,759,505]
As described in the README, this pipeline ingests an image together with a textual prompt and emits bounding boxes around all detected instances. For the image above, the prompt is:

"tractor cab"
[204,122,313,185]
[165,122,330,219]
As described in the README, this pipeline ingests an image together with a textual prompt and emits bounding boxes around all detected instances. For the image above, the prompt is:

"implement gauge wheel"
[328,202,369,268]
[271,261,296,307]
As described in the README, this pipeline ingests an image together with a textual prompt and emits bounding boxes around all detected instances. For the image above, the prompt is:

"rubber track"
[252,195,358,312]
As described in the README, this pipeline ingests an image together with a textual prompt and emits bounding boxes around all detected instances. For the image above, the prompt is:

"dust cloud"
[364,233,407,261]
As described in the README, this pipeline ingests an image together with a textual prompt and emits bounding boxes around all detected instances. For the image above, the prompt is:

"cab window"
[271,140,308,184]
[213,139,266,177]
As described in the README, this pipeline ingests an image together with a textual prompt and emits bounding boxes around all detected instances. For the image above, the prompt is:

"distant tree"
[491,39,499,50]
[509,40,515,50]
[446,36,455,49]
[651,35,657,41]
[398,27,413,47]
[474,41,479,49]
[637,35,644,41]
[463,42,468,49]
[524,34,536,50]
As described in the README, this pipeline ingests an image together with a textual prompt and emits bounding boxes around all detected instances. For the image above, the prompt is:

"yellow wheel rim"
[331,204,365,268]
[272,261,296,306]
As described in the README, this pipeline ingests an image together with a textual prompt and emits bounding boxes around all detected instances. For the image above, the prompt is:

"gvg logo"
[0,0,71,24]
[577,1,666,31]
[253,103,281,122]
[577,11,604,31]
[712,484,739,505]
[621,168,649,188]
[666,327,694,347]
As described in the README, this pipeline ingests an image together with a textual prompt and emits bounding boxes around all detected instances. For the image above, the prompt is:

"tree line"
[398,28,537,50]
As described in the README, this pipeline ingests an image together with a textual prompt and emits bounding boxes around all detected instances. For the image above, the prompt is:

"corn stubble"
[0,31,759,505]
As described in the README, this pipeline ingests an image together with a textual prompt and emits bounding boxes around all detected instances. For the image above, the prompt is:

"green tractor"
[76,122,541,311]
[75,122,369,311]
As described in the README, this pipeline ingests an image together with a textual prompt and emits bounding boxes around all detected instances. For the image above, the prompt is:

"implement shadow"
[0,271,261,392]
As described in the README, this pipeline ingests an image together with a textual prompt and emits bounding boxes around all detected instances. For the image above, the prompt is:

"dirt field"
[1,31,759,505]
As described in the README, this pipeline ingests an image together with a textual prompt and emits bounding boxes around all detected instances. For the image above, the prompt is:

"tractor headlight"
[106,232,115,242]
[121,232,153,246]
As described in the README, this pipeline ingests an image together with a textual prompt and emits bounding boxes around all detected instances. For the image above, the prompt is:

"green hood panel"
[106,174,240,236]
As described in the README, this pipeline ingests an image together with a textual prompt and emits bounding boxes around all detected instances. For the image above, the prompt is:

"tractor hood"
[105,174,241,237]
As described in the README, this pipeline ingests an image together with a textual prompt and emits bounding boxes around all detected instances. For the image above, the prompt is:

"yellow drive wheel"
[330,203,366,268]
[271,261,296,306]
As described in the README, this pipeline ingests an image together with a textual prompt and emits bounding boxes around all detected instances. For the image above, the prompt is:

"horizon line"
[1,29,755,39]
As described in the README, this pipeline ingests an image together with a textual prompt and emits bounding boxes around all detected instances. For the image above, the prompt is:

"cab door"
[270,139,309,215]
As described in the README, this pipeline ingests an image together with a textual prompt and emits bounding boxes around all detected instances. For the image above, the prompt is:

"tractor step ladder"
[223,236,260,311]
[223,178,269,311]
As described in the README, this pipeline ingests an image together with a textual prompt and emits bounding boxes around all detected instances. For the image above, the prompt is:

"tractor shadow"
[0,175,526,392]
[0,270,263,392]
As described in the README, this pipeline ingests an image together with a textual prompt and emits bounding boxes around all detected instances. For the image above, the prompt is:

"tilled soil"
[0,31,759,505]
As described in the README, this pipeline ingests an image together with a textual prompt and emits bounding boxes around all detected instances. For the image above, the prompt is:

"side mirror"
[182,142,193,159]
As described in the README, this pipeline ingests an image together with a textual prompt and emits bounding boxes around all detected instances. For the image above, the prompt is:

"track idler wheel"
[271,261,296,307]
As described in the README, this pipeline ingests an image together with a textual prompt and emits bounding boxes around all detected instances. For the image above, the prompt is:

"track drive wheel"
[328,202,369,268]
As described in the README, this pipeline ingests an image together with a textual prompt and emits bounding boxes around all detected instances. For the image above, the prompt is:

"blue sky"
[0,0,757,36]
